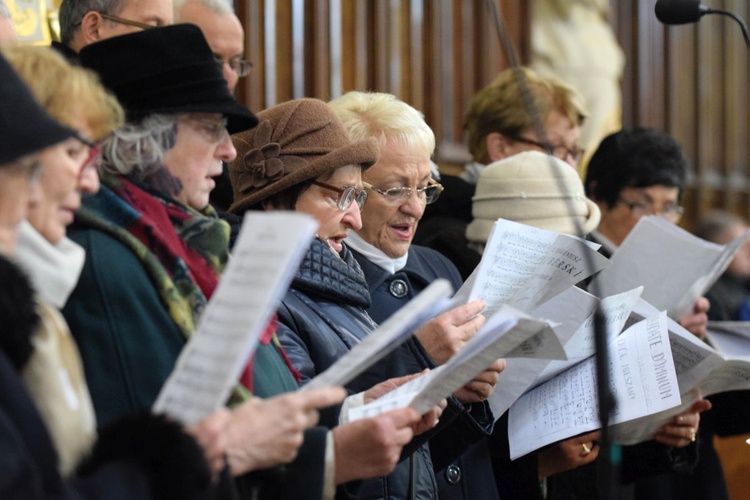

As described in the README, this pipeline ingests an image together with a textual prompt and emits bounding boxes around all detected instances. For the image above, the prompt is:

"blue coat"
[277,239,495,500]
[351,245,500,500]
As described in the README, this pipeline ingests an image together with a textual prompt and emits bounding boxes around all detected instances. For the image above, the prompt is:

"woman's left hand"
[652,398,712,447]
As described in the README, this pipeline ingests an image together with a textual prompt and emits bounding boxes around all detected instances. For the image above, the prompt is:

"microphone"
[655,0,750,47]
[655,0,708,25]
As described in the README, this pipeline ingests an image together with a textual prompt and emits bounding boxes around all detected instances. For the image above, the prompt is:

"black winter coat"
[0,254,224,500]
[350,245,500,500]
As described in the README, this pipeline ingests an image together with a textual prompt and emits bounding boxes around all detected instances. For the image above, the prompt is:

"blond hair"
[464,66,586,164]
[2,46,123,141]
[329,91,435,155]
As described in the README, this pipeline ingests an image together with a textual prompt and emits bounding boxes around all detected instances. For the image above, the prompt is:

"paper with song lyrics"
[347,305,565,421]
[153,212,318,425]
[590,216,750,319]
[301,279,453,392]
[454,218,610,316]
[487,286,642,419]
[611,303,750,444]
[508,311,681,459]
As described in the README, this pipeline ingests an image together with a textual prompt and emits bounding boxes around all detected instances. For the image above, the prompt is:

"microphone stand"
[707,7,750,48]
[484,1,620,497]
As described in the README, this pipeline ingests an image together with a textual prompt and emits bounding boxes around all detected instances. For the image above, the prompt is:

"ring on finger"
[690,431,697,442]
[581,443,591,456]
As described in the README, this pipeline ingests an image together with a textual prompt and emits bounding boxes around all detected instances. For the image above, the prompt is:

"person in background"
[56,0,172,58]
[695,211,750,322]
[329,90,503,500]
[173,0,250,213]
[415,66,587,279]
[584,127,710,338]
[174,0,246,94]
[0,0,17,44]
[468,150,708,499]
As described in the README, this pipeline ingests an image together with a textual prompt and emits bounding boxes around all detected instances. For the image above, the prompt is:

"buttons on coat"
[389,279,408,298]
[445,464,462,484]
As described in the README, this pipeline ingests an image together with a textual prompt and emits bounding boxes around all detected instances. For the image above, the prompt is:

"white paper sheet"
[152,212,318,424]
[590,216,750,318]
[508,312,681,458]
[487,286,642,419]
[348,305,564,420]
[301,279,453,391]
[456,218,610,316]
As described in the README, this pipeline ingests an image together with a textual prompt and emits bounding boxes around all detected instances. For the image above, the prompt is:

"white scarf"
[15,221,85,308]
[345,232,408,275]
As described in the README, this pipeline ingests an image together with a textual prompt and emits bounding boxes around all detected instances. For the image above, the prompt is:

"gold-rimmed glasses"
[363,178,444,205]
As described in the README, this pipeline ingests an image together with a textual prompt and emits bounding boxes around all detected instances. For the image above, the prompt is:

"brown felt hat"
[228,98,379,214]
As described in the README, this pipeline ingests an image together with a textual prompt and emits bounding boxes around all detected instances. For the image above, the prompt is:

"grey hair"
[59,0,123,44]
[0,0,11,20]
[174,0,234,17]
[100,114,178,180]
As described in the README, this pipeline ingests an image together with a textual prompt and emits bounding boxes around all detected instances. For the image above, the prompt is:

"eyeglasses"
[214,56,253,77]
[73,133,102,179]
[99,13,158,31]
[179,115,229,143]
[507,135,584,164]
[618,197,684,222]
[363,178,444,205]
[312,181,368,211]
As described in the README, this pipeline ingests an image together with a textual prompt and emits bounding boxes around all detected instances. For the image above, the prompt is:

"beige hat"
[228,98,379,213]
[466,151,600,243]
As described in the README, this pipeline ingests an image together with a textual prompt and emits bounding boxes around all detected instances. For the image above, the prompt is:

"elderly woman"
[468,150,710,500]
[0,49,229,500]
[228,97,505,500]
[328,90,503,500]
[60,26,417,500]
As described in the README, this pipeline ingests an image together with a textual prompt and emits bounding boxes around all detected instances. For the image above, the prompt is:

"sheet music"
[455,218,609,316]
[301,280,453,391]
[487,286,642,418]
[590,216,750,318]
[153,212,318,425]
[508,312,681,458]
[348,305,564,420]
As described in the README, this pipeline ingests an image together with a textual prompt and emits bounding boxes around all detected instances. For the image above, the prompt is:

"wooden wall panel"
[234,0,528,167]
[615,0,750,229]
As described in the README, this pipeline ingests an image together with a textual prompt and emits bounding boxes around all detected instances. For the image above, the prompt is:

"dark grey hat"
[0,53,75,166]
[79,24,258,135]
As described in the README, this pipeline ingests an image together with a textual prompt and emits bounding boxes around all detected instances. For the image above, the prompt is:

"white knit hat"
[466,151,600,243]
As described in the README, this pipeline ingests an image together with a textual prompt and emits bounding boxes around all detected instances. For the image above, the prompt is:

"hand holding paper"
[348,306,563,421]
[153,212,317,424]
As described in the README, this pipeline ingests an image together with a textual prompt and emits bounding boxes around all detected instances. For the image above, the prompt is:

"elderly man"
[56,0,172,56]
[174,0,247,93]
[414,66,587,278]
[329,91,502,500]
